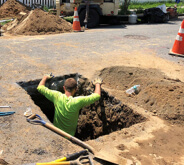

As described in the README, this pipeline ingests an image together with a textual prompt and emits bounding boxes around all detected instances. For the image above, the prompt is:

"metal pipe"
[0,106,11,108]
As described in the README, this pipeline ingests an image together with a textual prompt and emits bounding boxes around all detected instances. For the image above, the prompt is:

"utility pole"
[56,0,60,16]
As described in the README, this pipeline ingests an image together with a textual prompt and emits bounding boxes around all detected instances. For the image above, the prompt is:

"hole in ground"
[17,73,146,141]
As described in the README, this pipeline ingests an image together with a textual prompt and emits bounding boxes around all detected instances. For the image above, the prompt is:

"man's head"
[64,78,77,93]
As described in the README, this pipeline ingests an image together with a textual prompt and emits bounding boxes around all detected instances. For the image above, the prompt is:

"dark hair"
[64,78,77,92]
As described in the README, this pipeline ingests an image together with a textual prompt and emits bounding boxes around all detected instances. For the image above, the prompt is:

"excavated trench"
[18,73,146,141]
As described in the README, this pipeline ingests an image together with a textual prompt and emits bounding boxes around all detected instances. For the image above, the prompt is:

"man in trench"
[37,75,102,136]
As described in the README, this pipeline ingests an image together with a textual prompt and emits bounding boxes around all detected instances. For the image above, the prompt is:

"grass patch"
[129,1,177,9]
[0,19,12,26]
[177,7,184,14]
[43,6,49,12]
[119,1,184,15]
[63,16,73,23]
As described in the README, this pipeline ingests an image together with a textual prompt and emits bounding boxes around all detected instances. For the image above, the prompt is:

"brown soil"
[119,125,184,165]
[76,77,147,141]
[3,9,73,35]
[0,0,31,19]
[84,66,184,165]
[99,66,184,125]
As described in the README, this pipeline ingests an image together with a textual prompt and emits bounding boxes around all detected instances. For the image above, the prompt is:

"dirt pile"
[0,0,31,19]
[99,66,184,125]
[3,8,73,35]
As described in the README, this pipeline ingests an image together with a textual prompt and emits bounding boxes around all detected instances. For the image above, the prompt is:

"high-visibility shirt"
[37,85,100,136]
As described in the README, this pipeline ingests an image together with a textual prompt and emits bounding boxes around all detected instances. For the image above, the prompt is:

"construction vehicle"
[56,0,121,28]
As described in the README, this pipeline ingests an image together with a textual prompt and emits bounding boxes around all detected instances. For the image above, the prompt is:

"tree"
[122,0,131,15]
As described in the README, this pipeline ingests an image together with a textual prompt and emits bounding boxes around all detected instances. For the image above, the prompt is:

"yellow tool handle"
[54,157,67,162]
[36,162,70,165]
[36,157,67,165]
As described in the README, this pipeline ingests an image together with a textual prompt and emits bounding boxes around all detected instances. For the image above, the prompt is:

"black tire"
[79,9,99,28]
[108,17,120,25]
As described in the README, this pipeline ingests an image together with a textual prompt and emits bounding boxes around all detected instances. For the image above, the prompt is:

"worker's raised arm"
[38,75,48,87]
[94,83,101,96]
[92,78,103,96]
[38,74,54,87]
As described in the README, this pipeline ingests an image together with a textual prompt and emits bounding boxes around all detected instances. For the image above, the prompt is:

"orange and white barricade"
[73,7,82,32]
[169,20,184,57]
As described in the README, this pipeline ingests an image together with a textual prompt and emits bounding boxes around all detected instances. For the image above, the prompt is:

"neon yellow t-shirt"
[37,85,100,136]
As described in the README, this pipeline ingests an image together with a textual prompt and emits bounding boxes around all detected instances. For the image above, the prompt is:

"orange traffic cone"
[169,20,184,57]
[73,7,82,32]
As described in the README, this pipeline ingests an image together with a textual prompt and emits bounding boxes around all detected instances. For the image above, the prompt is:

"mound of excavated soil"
[0,0,31,19]
[99,66,184,125]
[4,9,73,35]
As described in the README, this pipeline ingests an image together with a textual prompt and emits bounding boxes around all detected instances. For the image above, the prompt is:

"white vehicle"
[57,0,120,28]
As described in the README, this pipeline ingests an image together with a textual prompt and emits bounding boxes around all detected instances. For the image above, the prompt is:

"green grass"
[43,6,49,12]
[129,1,177,9]
[177,7,184,14]
[63,16,73,23]
[120,1,184,14]
[0,20,12,26]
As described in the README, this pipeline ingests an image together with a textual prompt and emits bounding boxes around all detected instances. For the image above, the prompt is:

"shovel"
[27,114,119,164]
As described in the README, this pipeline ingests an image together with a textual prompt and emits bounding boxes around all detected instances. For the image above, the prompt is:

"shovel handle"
[70,136,95,154]
[27,114,95,154]
[44,122,72,139]
[45,123,95,154]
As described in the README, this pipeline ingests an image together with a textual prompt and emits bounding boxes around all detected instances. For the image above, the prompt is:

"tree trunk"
[123,0,131,15]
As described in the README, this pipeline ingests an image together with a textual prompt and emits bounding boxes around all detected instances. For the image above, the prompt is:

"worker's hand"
[92,77,103,85]
[44,73,54,79]
[38,73,54,87]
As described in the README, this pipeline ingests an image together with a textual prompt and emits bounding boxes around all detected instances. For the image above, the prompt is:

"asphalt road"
[1,17,184,81]
[1,16,184,92]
